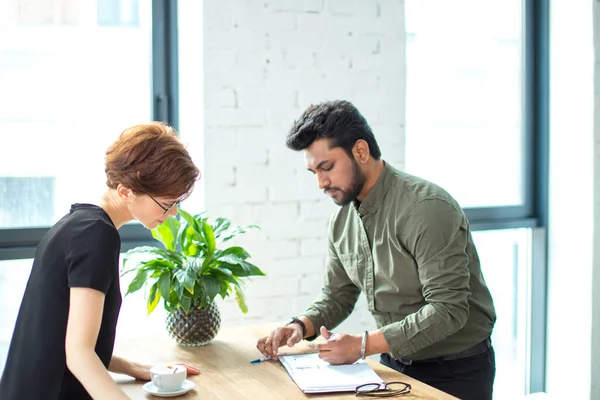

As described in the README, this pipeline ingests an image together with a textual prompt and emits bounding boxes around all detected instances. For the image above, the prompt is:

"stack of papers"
[279,353,384,393]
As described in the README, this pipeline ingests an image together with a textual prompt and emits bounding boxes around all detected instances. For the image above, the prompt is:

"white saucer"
[142,380,196,397]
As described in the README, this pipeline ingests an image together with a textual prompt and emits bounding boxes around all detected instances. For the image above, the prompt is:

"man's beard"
[324,159,366,206]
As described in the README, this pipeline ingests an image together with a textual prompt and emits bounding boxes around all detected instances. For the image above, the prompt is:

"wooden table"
[113,324,457,399]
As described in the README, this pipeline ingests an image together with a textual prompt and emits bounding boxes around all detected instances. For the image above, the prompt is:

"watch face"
[284,318,295,326]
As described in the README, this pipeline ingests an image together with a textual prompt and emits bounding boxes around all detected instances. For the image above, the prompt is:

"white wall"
[201,0,406,335]
[546,0,596,398]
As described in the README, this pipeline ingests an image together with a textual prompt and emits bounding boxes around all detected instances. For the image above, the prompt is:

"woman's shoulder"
[46,204,119,249]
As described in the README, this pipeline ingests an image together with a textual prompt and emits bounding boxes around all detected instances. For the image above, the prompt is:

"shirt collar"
[354,161,393,217]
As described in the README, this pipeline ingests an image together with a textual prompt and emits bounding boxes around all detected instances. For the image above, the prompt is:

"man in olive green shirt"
[257,100,496,400]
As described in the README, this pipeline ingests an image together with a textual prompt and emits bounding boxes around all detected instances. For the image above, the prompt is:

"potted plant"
[121,209,265,346]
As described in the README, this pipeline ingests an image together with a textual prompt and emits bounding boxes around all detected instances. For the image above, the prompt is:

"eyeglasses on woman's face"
[148,195,179,216]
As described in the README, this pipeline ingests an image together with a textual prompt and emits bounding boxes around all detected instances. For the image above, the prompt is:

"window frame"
[459,0,548,235]
[0,0,177,260]
[465,0,549,394]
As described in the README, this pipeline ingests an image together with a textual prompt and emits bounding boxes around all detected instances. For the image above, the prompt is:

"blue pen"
[250,356,272,364]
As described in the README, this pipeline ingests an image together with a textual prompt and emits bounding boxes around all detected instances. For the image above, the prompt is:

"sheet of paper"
[279,353,384,393]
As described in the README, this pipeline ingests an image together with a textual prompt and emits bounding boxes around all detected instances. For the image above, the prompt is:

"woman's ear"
[116,184,132,203]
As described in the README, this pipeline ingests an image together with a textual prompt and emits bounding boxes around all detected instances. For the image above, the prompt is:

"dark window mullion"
[152,0,179,129]
[525,0,550,394]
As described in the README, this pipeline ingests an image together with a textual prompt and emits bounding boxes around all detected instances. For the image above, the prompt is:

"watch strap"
[285,317,307,338]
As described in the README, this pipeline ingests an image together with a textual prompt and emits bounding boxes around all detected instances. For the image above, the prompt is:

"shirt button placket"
[360,227,375,310]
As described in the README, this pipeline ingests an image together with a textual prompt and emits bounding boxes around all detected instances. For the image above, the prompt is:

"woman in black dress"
[0,122,200,399]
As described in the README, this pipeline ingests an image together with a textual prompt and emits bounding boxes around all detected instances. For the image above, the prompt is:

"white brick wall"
[204,0,406,337]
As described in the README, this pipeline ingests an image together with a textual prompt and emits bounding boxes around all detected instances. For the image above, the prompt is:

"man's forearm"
[365,329,390,356]
[299,315,316,338]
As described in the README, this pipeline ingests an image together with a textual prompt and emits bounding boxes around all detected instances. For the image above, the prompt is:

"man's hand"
[315,326,362,365]
[256,324,303,360]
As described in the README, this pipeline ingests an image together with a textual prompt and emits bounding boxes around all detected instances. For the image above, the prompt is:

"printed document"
[279,353,384,393]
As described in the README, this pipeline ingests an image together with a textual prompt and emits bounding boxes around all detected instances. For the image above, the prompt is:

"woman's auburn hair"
[105,122,200,200]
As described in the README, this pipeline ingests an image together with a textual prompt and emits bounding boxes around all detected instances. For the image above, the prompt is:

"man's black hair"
[286,100,381,160]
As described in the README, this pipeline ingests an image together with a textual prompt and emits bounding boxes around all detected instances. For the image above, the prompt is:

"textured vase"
[165,301,222,346]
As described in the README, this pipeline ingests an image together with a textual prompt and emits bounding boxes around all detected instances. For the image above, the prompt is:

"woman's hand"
[123,361,200,381]
[126,361,152,381]
[168,362,200,376]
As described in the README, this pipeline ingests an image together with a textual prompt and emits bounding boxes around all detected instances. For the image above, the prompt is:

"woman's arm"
[108,356,151,381]
[65,287,129,400]
[109,357,200,380]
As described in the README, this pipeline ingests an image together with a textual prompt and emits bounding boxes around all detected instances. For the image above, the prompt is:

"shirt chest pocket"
[338,252,364,289]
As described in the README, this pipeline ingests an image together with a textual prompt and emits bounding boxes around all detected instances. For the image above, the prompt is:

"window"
[405,0,549,396]
[0,1,153,229]
[473,229,531,398]
[0,259,31,374]
[0,0,178,255]
[405,0,524,209]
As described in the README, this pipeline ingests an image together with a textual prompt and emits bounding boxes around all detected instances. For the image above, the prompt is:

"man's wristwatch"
[284,317,307,338]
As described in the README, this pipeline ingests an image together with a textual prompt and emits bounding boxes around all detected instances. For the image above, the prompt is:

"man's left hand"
[314,326,362,365]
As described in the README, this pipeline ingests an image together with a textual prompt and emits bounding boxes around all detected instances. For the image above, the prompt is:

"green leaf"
[192,281,204,303]
[168,290,179,312]
[202,221,217,256]
[180,296,192,313]
[183,227,202,257]
[193,211,208,220]
[234,283,248,314]
[174,269,195,294]
[218,280,230,298]
[143,258,174,270]
[125,269,151,296]
[179,209,204,236]
[216,246,250,260]
[174,279,185,299]
[216,255,265,277]
[121,246,170,275]
[151,216,179,251]
[241,261,265,276]
[188,259,203,274]
[218,262,248,277]
[216,267,233,277]
[212,217,231,238]
[220,225,259,242]
[208,268,238,284]
[187,242,200,257]
[147,283,161,315]
[157,271,172,302]
[200,275,221,303]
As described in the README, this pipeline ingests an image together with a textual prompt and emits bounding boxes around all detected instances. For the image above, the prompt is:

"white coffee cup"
[150,364,187,392]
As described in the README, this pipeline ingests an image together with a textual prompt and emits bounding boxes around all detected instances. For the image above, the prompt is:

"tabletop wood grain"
[112,324,458,400]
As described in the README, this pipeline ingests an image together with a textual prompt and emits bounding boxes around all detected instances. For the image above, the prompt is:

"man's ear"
[353,139,370,164]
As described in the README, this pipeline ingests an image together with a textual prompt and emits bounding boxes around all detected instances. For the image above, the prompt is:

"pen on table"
[250,356,272,364]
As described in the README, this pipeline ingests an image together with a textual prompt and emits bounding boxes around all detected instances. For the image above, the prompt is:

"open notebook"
[279,353,384,394]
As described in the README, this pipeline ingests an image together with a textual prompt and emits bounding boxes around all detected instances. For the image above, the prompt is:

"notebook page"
[280,353,384,393]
